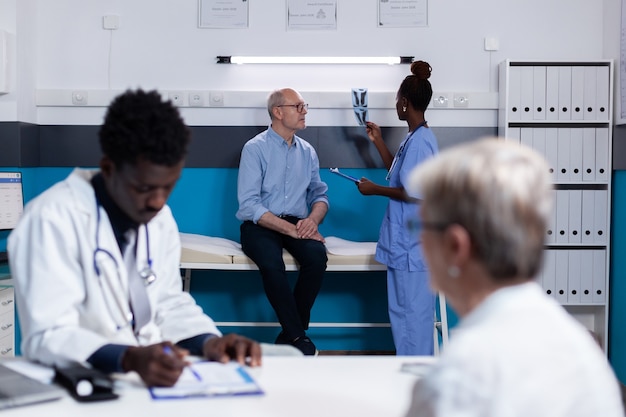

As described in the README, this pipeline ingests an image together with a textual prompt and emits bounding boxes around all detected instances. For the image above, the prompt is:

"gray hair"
[408,137,553,281]
[267,89,285,119]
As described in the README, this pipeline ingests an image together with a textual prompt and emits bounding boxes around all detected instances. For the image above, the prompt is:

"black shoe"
[291,336,319,356]
[274,331,290,345]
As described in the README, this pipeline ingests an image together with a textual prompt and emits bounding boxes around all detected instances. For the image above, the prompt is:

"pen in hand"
[163,345,202,382]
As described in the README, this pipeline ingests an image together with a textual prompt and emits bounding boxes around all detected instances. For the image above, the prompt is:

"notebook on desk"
[0,363,64,410]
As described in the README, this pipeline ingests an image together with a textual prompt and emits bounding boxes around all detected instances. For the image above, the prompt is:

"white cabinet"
[0,285,14,357]
[498,60,612,351]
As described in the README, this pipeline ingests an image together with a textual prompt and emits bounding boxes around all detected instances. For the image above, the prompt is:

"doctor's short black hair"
[99,89,191,167]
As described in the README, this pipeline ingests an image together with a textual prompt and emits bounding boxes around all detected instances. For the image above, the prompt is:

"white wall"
[0,0,620,126]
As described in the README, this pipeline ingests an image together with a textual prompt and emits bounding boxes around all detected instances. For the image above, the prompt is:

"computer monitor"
[0,172,24,231]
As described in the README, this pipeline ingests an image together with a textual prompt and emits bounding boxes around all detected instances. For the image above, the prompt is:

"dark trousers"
[240,220,327,340]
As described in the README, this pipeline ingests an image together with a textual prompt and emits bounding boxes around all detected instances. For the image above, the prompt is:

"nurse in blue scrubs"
[357,60,439,355]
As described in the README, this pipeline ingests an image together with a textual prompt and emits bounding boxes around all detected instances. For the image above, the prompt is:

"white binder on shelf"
[558,66,572,120]
[567,250,581,304]
[592,250,606,303]
[569,129,583,182]
[596,65,610,121]
[583,66,598,120]
[506,127,520,144]
[533,66,546,120]
[545,128,558,181]
[520,66,534,120]
[546,189,557,244]
[579,250,593,304]
[557,128,571,183]
[554,250,569,303]
[541,250,556,297]
[532,128,546,161]
[545,66,560,121]
[508,65,521,121]
[571,66,585,120]
[568,189,582,244]
[593,190,608,244]
[595,128,609,182]
[581,190,595,244]
[520,128,533,149]
[582,128,596,182]
[555,190,570,244]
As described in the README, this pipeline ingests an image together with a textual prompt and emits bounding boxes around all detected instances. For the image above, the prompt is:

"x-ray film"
[352,88,368,126]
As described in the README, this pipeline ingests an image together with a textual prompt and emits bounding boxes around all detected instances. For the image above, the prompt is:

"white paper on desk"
[324,236,377,256]
[150,362,263,399]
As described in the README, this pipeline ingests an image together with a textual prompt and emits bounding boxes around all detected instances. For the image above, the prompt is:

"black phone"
[55,365,119,402]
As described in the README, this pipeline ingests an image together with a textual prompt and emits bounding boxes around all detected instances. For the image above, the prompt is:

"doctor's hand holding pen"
[122,342,189,387]
[122,335,261,387]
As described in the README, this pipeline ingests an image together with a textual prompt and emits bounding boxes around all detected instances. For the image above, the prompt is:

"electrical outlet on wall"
[168,91,185,106]
[72,90,88,105]
[189,91,205,107]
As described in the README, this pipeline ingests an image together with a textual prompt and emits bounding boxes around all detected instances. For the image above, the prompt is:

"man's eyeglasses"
[406,218,450,234]
[277,103,309,113]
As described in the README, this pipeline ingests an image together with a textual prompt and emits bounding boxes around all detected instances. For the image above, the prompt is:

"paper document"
[150,362,263,399]
[329,168,360,183]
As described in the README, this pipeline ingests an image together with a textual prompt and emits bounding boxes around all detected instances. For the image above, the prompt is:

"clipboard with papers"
[150,362,263,400]
[329,168,360,183]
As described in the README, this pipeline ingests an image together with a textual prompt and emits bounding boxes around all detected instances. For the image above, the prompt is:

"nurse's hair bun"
[410,61,432,80]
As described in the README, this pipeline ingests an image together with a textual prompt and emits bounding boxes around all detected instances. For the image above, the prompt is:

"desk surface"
[2,356,433,417]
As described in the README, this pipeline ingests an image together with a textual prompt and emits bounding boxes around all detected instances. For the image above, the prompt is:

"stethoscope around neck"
[386,120,428,181]
[93,199,157,330]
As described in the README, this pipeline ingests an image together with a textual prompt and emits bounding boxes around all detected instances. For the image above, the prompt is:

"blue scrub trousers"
[387,267,435,355]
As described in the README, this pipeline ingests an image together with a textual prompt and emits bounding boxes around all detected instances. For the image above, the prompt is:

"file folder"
[558,66,572,120]
[541,249,556,297]
[508,65,521,121]
[545,66,559,120]
[567,250,581,304]
[595,128,609,182]
[592,250,606,303]
[583,65,597,120]
[532,128,546,162]
[533,66,546,120]
[596,65,610,121]
[568,189,582,244]
[581,190,595,244]
[556,128,571,183]
[545,189,557,244]
[520,128,533,150]
[579,250,593,304]
[593,190,607,244]
[545,128,558,181]
[569,129,583,182]
[582,128,596,182]
[520,66,534,120]
[571,66,585,120]
[555,190,569,244]
[554,250,569,303]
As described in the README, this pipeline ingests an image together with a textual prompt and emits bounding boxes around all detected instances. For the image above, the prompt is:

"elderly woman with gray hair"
[404,138,623,417]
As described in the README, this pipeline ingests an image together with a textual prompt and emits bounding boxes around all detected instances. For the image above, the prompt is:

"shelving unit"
[0,283,14,357]
[498,60,613,351]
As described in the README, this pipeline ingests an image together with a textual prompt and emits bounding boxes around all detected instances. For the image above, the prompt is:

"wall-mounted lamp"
[216,56,414,65]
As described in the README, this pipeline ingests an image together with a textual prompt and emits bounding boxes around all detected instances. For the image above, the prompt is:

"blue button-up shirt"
[236,126,329,223]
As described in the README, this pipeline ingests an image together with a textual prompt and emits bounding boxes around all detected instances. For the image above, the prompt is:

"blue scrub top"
[375,126,439,271]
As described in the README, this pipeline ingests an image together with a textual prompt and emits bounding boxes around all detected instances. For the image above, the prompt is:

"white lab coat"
[8,168,221,368]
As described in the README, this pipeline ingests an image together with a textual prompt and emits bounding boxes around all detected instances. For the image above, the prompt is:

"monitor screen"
[0,172,24,231]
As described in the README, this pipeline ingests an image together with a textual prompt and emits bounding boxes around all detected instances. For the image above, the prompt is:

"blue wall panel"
[3,166,429,353]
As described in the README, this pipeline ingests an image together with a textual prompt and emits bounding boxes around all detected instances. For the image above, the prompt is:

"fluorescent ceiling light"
[216,56,414,65]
